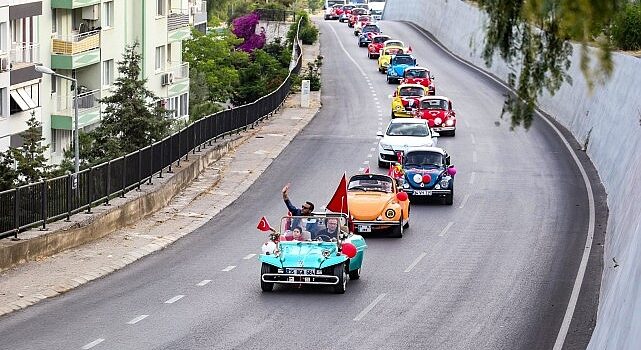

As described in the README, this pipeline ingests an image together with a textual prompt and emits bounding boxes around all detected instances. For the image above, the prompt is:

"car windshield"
[421,99,448,110]
[386,123,429,137]
[399,87,425,97]
[353,8,367,15]
[348,177,393,193]
[343,5,354,10]
[363,25,378,33]
[385,48,403,55]
[280,216,346,242]
[405,69,428,78]
[371,10,383,15]
[404,151,444,168]
[359,15,370,21]
[373,36,389,43]
[386,41,403,47]
[392,56,414,65]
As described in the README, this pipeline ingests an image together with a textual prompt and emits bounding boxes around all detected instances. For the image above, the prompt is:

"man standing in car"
[282,184,318,233]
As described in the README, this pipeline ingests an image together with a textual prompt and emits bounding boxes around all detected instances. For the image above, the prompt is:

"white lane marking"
[328,25,367,76]
[471,133,476,144]
[363,160,370,164]
[82,338,105,349]
[404,252,427,272]
[127,315,149,325]
[243,253,256,260]
[222,265,236,272]
[458,194,471,209]
[354,293,387,321]
[473,151,478,163]
[438,221,454,237]
[372,93,377,97]
[370,147,375,151]
[374,97,379,101]
[164,295,185,304]
[367,154,372,158]
[359,167,365,172]
[378,117,382,120]
[373,141,378,145]
[197,279,212,286]
[469,172,476,184]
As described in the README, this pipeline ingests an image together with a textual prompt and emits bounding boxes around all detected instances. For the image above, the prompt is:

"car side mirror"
[445,155,451,165]
[392,91,397,97]
[376,131,384,137]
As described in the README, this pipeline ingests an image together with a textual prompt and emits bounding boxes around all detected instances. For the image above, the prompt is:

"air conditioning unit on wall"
[161,72,174,86]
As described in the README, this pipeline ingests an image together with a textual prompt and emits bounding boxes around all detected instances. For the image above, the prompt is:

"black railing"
[0,19,304,240]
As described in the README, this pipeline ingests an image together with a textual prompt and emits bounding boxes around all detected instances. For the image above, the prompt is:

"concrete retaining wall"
[0,133,245,271]
[383,1,641,348]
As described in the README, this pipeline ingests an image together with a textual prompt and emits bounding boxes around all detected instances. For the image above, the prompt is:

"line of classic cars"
[259,2,461,293]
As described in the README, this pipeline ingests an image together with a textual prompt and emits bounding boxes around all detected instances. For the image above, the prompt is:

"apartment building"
[0,0,206,165]
[0,0,44,155]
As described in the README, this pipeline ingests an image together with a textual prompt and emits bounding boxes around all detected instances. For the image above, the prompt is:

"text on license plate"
[413,190,432,196]
[285,268,315,275]
[358,224,371,233]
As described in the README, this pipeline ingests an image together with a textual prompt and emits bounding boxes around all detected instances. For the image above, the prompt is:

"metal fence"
[0,19,303,240]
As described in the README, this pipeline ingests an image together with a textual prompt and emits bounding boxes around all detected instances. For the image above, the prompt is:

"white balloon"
[261,241,277,255]
[413,173,423,183]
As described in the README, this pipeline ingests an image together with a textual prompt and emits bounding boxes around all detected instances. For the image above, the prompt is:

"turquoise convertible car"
[259,213,367,294]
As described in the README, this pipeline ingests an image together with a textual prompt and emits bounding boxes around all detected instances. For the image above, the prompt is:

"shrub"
[300,25,319,45]
[612,3,641,51]
[301,55,323,91]
[287,11,318,45]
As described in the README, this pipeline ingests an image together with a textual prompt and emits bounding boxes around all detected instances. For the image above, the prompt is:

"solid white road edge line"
[471,133,476,144]
[458,194,470,209]
[353,293,387,321]
[243,253,256,260]
[222,265,236,272]
[127,315,149,325]
[197,280,212,286]
[404,22,596,349]
[327,24,368,77]
[82,338,105,349]
[438,221,454,237]
[164,295,185,304]
[404,252,428,272]
[469,171,476,184]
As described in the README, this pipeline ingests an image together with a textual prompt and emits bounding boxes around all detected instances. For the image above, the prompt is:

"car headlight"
[403,183,409,189]
[385,209,396,219]
[389,71,397,76]
[395,105,402,111]
[440,177,450,188]
[446,119,454,126]
[435,184,440,189]
[380,142,393,150]
[434,117,442,125]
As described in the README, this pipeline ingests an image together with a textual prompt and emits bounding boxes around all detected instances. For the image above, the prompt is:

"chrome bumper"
[432,126,456,132]
[262,273,339,285]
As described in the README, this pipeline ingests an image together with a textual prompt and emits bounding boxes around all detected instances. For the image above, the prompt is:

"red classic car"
[368,34,392,59]
[348,8,369,27]
[402,67,436,95]
[330,4,343,19]
[339,4,355,22]
[412,96,457,136]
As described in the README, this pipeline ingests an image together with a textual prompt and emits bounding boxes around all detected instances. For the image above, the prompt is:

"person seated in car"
[313,218,340,241]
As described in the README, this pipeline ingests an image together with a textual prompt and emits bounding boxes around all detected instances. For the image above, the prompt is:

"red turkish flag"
[364,167,370,174]
[326,174,349,214]
[257,216,273,232]
[387,163,394,176]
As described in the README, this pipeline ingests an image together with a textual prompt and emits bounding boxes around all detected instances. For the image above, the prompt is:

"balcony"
[50,89,101,130]
[9,43,42,85]
[51,30,101,69]
[168,9,191,42]
[191,1,207,26]
[51,0,101,9]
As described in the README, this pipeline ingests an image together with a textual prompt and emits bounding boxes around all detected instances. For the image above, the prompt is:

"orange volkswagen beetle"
[347,174,410,238]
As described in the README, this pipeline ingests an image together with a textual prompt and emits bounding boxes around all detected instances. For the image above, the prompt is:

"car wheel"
[367,52,371,59]
[449,130,456,137]
[387,77,392,84]
[324,15,329,20]
[378,159,386,168]
[260,263,274,292]
[391,215,403,238]
[444,189,454,205]
[333,263,347,294]
[403,207,410,229]
[349,267,361,280]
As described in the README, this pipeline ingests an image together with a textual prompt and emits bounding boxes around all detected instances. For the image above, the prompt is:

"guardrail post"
[168,137,174,173]
[66,174,72,221]
[14,187,19,237]
[149,144,154,185]
[176,135,181,167]
[105,161,112,206]
[40,181,47,230]
[121,156,127,198]
[87,167,93,214]
[137,149,142,191]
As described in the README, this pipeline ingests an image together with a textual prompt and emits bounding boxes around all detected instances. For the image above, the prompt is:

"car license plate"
[413,190,432,196]
[358,224,371,233]
[285,268,315,275]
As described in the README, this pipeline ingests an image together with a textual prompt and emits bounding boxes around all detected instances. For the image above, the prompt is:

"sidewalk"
[0,40,321,317]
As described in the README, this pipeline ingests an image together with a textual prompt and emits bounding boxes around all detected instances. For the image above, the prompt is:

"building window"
[103,59,114,86]
[157,0,166,16]
[0,22,6,53]
[167,96,178,118]
[0,88,5,117]
[51,75,57,94]
[180,93,188,117]
[51,9,57,33]
[103,1,114,28]
[155,46,165,72]
[51,129,58,153]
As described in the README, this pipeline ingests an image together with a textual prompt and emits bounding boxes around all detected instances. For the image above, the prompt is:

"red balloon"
[342,243,358,258]
[397,191,409,201]
[422,174,431,183]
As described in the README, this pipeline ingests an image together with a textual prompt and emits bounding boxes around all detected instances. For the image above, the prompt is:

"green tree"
[233,49,289,105]
[10,112,51,184]
[86,42,171,163]
[0,150,17,191]
[477,0,623,129]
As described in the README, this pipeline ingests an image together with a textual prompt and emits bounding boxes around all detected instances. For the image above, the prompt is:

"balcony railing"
[52,30,101,55]
[168,9,190,31]
[166,62,189,80]
[53,89,101,116]
[10,43,41,65]
[191,1,207,25]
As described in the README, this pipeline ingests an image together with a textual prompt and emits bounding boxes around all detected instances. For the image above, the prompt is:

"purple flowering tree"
[232,12,266,52]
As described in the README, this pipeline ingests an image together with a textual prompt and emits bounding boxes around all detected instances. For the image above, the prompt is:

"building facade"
[0,0,205,165]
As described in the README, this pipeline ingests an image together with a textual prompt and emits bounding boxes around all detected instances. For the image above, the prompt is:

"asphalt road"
[0,20,597,350]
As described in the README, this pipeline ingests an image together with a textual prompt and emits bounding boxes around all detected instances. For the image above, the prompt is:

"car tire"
[449,130,456,137]
[444,189,454,205]
[349,267,361,280]
[333,263,347,294]
[378,159,386,168]
[367,52,371,59]
[391,215,404,238]
[387,77,392,84]
[260,263,274,292]
[403,207,410,229]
